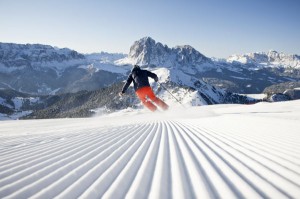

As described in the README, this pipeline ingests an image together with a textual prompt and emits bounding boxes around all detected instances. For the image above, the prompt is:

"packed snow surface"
[0,100,300,199]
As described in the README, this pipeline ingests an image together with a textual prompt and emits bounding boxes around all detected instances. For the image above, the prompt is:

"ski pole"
[157,82,185,107]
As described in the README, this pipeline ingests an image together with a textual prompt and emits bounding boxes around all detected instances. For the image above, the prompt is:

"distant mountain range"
[0,38,299,119]
[117,37,300,93]
[1,38,300,95]
[227,50,300,69]
[0,43,128,94]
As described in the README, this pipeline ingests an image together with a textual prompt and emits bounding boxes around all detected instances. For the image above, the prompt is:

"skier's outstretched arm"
[121,74,133,94]
[147,71,158,82]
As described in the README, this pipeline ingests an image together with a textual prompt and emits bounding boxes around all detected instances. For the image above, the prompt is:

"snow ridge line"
[180,120,300,198]
[177,121,277,198]
[0,128,124,178]
[169,120,245,198]
[31,124,148,199]
[0,128,113,167]
[0,128,108,156]
[199,126,300,177]
[0,119,299,199]
[56,123,154,198]
[0,124,143,198]
[194,122,300,176]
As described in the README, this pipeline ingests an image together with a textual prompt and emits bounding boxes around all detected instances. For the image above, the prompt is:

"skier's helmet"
[132,65,140,72]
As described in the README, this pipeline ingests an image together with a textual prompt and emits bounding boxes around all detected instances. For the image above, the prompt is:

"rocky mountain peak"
[122,37,212,71]
[0,42,85,69]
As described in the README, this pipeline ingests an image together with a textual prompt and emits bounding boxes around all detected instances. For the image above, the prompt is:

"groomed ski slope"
[0,100,300,199]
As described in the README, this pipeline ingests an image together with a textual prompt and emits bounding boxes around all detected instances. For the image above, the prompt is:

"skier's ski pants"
[135,86,169,112]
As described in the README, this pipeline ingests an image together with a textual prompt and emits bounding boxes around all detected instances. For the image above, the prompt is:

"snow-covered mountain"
[0,43,85,73]
[2,38,300,119]
[1,39,300,95]
[117,37,300,71]
[85,52,126,64]
[214,51,300,93]
[0,43,125,94]
[0,40,255,120]
[116,37,300,94]
[227,50,300,69]
[116,37,214,74]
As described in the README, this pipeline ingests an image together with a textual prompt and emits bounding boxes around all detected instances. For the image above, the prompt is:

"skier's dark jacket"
[121,66,158,93]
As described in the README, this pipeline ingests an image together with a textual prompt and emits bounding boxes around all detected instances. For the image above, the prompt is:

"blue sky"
[0,0,299,58]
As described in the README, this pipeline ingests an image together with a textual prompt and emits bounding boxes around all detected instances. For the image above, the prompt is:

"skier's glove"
[154,76,158,82]
[119,91,125,97]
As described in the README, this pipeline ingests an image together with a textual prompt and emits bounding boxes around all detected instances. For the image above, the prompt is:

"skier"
[120,65,169,112]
